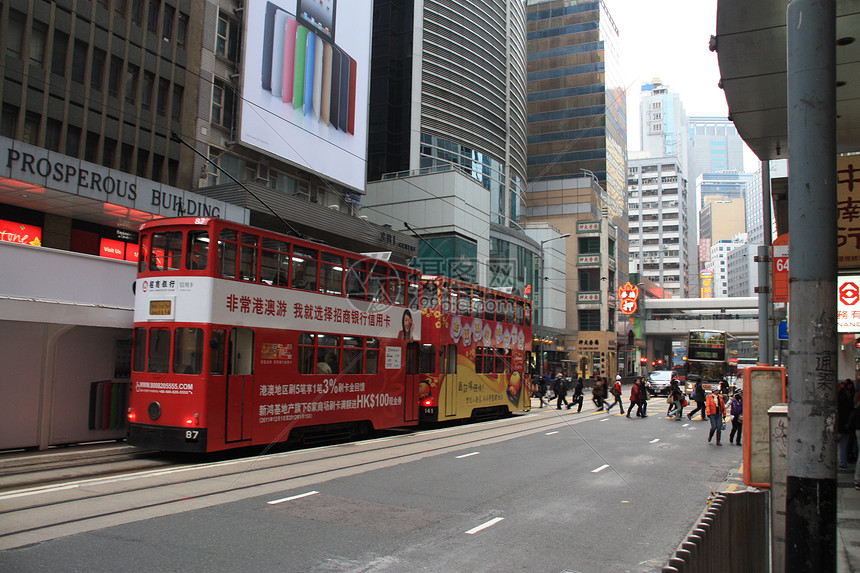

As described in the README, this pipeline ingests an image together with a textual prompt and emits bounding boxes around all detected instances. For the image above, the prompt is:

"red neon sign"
[618,281,639,315]
[0,219,42,246]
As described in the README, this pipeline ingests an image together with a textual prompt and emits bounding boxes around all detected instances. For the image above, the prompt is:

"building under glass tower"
[523,0,629,379]
[363,0,538,295]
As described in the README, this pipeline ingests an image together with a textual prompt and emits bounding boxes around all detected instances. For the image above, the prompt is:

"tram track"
[0,408,593,550]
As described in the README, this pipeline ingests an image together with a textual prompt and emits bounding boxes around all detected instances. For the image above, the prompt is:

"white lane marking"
[456,452,480,459]
[599,418,609,422]
[465,517,504,534]
[650,438,660,443]
[592,464,610,473]
[267,490,319,505]
[546,431,559,435]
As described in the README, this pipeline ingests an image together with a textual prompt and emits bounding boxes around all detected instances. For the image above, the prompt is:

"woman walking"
[728,390,743,446]
[706,387,726,446]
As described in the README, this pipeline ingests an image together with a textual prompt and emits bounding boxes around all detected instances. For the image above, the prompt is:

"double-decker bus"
[129,217,424,452]
[683,329,738,393]
[415,276,532,423]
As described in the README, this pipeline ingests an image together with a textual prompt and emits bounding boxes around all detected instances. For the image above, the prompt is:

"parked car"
[647,370,675,396]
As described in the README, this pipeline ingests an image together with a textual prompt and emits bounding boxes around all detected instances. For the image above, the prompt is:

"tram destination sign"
[0,136,248,224]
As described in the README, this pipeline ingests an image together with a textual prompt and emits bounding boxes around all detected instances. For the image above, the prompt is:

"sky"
[603,0,759,172]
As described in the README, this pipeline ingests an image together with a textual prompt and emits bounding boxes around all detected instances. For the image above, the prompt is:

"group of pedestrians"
[531,372,744,447]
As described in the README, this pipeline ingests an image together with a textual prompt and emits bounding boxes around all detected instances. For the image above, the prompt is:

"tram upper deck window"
[408,273,420,309]
[422,282,438,310]
[484,294,496,321]
[369,264,389,303]
[240,234,258,282]
[516,301,524,326]
[524,301,532,327]
[320,252,343,295]
[218,229,238,279]
[346,258,368,299]
[149,231,183,271]
[292,246,318,291]
[389,268,404,305]
[185,230,209,270]
[261,238,290,286]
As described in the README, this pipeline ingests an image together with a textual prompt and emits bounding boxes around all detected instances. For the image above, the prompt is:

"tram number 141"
[185,430,200,442]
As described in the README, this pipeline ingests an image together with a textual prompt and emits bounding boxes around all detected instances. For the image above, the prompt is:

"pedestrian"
[687,379,706,420]
[719,377,730,397]
[592,377,607,411]
[728,390,743,446]
[570,377,584,412]
[606,375,625,415]
[706,387,726,445]
[627,377,641,418]
[639,377,650,417]
[544,373,555,401]
[838,379,855,468]
[537,375,549,408]
[553,373,569,410]
[668,377,685,420]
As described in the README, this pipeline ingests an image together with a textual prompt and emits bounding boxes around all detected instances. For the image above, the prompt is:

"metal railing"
[663,490,769,573]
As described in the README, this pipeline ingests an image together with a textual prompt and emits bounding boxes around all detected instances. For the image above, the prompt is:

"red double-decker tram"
[414,276,533,422]
[129,217,422,452]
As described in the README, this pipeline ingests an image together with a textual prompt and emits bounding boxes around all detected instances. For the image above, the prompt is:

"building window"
[157,77,170,115]
[51,30,69,76]
[162,4,175,41]
[85,131,100,163]
[120,143,134,172]
[177,12,188,48]
[579,309,600,331]
[131,0,143,25]
[147,0,160,33]
[171,84,183,121]
[137,148,149,177]
[31,21,48,67]
[103,137,117,167]
[22,112,40,145]
[0,104,19,138]
[211,78,234,129]
[125,64,139,104]
[46,118,62,151]
[152,153,164,180]
[71,40,88,83]
[7,10,26,59]
[115,0,128,18]
[65,125,81,156]
[141,71,155,109]
[91,48,106,90]
[108,56,123,97]
[215,11,239,61]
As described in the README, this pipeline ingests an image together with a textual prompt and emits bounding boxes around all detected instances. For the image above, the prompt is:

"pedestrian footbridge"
[643,297,760,337]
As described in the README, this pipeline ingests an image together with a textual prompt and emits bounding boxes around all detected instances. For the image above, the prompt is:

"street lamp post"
[537,233,570,378]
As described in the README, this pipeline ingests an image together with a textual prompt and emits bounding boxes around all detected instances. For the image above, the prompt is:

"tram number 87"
[185,430,199,441]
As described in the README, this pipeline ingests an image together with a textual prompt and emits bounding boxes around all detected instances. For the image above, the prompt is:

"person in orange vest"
[706,387,727,446]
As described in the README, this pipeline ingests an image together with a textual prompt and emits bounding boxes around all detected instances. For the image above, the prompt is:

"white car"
[647,370,675,396]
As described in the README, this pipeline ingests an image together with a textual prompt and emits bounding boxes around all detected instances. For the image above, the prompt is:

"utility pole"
[785,1,837,570]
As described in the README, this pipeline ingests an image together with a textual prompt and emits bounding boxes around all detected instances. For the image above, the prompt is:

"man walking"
[570,377,584,412]
[553,373,569,410]
[605,375,625,415]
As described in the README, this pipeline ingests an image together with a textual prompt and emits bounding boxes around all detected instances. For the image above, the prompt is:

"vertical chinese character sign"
[618,282,639,315]
[838,156,860,269]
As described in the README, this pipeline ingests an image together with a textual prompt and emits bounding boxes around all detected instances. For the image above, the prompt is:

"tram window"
[261,249,289,286]
[483,347,494,373]
[210,329,226,375]
[228,328,254,375]
[317,334,339,374]
[239,235,258,282]
[173,327,203,374]
[484,294,495,321]
[320,252,344,295]
[185,230,209,270]
[417,344,434,373]
[494,348,505,373]
[369,264,388,303]
[516,301,524,326]
[138,234,149,272]
[132,327,146,372]
[218,229,237,279]
[472,293,483,319]
[449,290,458,316]
[292,247,318,291]
[147,328,171,373]
[495,296,505,322]
[408,273,420,309]
[298,333,315,374]
[505,300,515,324]
[405,342,419,375]
[524,302,532,327]
[366,338,379,374]
[149,231,182,271]
[389,269,404,305]
[346,259,367,299]
[475,346,487,374]
[504,349,512,373]
[458,287,471,317]
[422,282,438,310]
[342,336,362,374]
